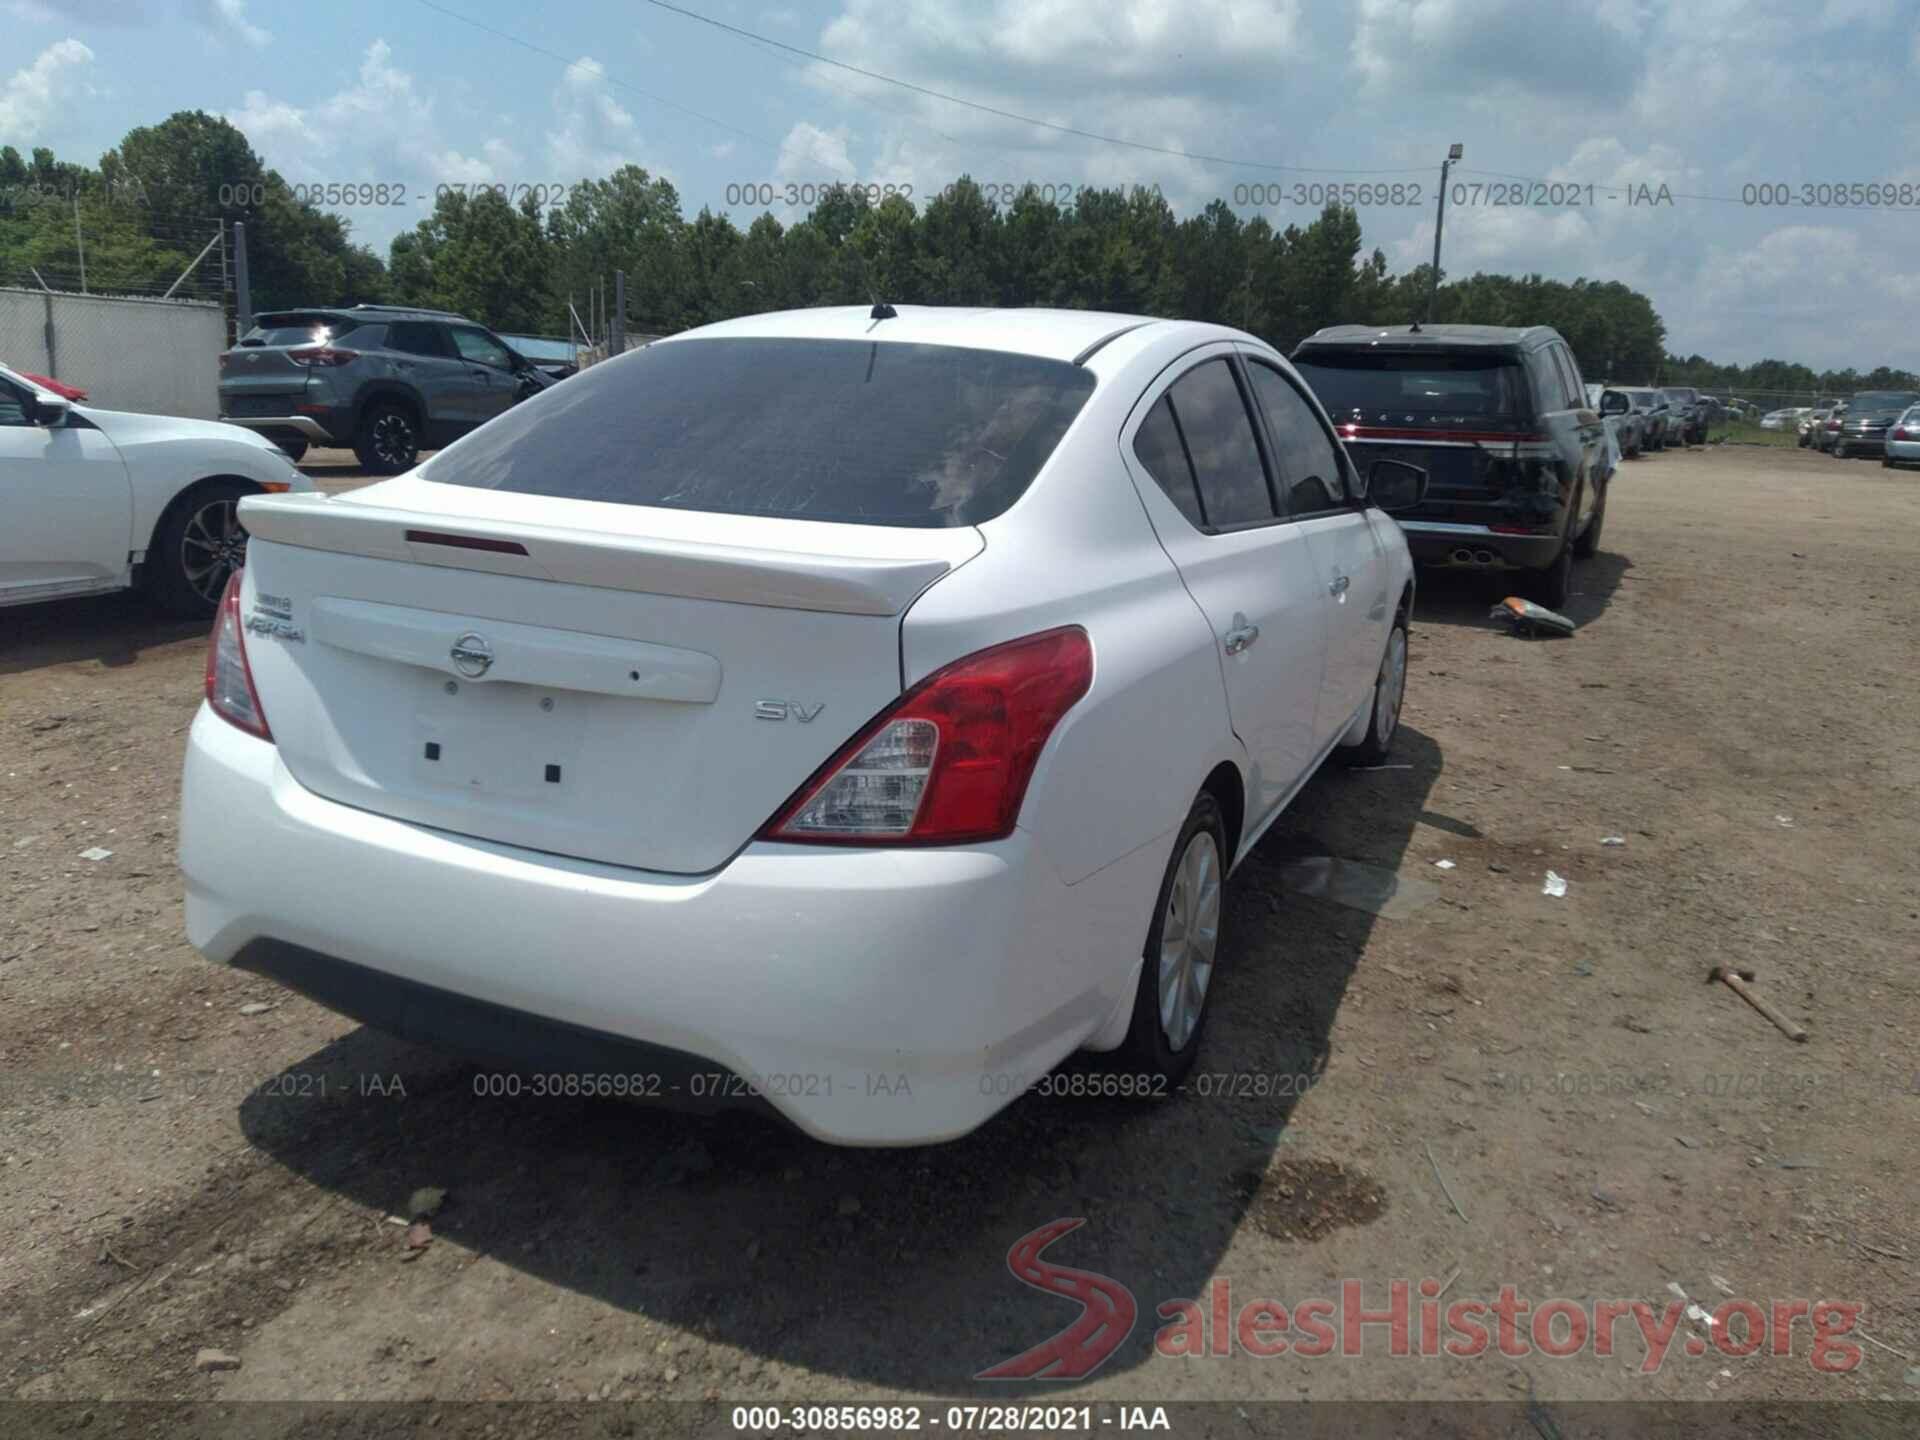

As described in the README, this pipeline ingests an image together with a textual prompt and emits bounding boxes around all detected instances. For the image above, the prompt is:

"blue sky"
[5,0,1918,372]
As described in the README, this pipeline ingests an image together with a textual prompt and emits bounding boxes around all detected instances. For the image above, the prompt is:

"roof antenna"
[849,245,895,322]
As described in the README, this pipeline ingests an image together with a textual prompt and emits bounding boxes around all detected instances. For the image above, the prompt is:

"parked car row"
[1797,392,1920,460]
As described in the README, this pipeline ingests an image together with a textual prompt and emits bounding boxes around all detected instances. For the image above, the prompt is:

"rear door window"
[1131,395,1207,529]
[430,337,1097,528]
[1165,359,1275,528]
[387,322,454,358]
[1246,360,1347,513]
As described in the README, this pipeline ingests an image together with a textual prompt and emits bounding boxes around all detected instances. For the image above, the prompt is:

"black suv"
[217,304,551,472]
[1291,324,1610,608]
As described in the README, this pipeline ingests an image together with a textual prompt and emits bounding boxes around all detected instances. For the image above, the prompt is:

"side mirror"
[1600,391,1629,416]
[1368,458,1428,514]
[29,394,71,427]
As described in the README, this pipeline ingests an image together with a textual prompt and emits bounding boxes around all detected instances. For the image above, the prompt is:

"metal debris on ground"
[1542,871,1568,897]
[1434,859,1456,870]
[1276,857,1440,921]
[1490,596,1576,637]
[78,847,114,862]
[1601,836,1626,846]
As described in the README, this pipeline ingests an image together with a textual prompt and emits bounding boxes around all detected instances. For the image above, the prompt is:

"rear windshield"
[1292,351,1528,418]
[239,315,361,347]
[427,337,1097,528]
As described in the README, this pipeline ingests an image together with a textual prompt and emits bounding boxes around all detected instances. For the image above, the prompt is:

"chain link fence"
[1,286,226,418]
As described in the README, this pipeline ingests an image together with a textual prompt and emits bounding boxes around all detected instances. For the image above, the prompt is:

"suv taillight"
[205,574,272,741]
[761,627,1093,846]
[287,346,358,367]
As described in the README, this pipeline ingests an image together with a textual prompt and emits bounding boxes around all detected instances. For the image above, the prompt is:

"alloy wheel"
[1157,830,1221,1051]
[179,496,247,607]
[1375,625,1408,748]
[371,412,415,468]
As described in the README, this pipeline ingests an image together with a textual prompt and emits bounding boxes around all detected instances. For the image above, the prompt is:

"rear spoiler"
[237,492,966,617]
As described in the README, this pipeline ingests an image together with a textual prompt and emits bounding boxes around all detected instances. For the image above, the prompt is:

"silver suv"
[217,304,550,472]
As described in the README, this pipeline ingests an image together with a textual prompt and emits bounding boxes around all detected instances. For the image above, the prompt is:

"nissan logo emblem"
[450,632,494,678]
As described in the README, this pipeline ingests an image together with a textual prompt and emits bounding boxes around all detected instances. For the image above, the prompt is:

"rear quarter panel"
[901,338,1244,888]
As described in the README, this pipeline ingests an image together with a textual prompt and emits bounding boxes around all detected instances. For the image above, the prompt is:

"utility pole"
[233,222,252,334]
[73,191,87,293]
[1425,142,1462,326]
[612,269,626,356]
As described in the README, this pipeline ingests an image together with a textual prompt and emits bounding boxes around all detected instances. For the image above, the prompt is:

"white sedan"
[179,307,1423,1145]
[1,363,308,616]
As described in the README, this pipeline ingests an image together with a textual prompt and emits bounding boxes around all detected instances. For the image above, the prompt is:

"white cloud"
[206,0,270,49]
[0,37,94,141]
[546,58,644,178]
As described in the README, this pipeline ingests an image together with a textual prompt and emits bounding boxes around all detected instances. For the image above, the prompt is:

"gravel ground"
[2,443,1916,1431]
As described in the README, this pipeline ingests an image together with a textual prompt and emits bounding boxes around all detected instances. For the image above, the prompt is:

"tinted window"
[451,327,515,369]
[387,322,452,358]
[240,314,362,348]
[0,378,31,427]
[1166,360,1273,528]
[430,337,1098,528]
[1554,346,1586,405]
[1131,395,1205,529]
[1294,351,1528,418]
[1248,361,1345,512]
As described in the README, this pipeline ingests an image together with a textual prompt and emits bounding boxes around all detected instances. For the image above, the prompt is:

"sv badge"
[755,699,824,723]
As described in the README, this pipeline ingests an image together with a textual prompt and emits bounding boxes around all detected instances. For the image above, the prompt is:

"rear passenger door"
[1119,348,1327,822]
[382,322,473,437]
[1544,343,1602,534]
[1242,353,1391,745]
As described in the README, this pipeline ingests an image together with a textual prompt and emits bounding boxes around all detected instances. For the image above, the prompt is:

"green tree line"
[9,110,1912,394]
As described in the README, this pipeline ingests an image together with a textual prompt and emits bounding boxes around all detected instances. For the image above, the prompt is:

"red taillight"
[204,574,272,741]
[1826,419,1840,431]
[287,346,359,367]
[1894,427,1910,440]
[761,627,1093,846]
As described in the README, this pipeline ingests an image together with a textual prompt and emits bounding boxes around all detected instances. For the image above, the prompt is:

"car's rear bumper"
[1399,520,1563,571]
[179,707,1156,1146]
[1837,433,1887,454]
[220,414,337,443]
[1885,438,1920,465]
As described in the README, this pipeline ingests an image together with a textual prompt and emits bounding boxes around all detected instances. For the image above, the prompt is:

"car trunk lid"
[234,477,983,874]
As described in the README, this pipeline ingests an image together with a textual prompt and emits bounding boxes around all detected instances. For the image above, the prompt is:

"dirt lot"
[3,444,1917,1429]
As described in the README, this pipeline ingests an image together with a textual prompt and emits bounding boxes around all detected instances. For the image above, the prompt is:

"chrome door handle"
[1328,574,1351,597]
[1223,623,1260,655]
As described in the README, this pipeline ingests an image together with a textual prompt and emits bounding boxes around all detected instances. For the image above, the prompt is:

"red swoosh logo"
[976,1218,1136,1380]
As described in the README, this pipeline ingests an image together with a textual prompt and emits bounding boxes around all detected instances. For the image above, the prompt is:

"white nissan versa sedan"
[179,307,1424,1145]
[1,363,308,616]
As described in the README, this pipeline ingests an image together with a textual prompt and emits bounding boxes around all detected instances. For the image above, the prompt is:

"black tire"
[354,401,420,474]
[1833,442,1848,460]
[1119,792,1228,1086]
[1572,480,1607,558]
[1527,534,1574,609]
[1341,613,1409,766]
[274,438,308,464]
[148,480,253,620]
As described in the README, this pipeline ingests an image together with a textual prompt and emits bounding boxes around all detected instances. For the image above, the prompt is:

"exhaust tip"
[1474,548,1497,566]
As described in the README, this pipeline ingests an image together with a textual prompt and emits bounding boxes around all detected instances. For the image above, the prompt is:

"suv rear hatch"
[1291,346,1557,527]
[219,312,360,415]
[230,333,1095,874]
